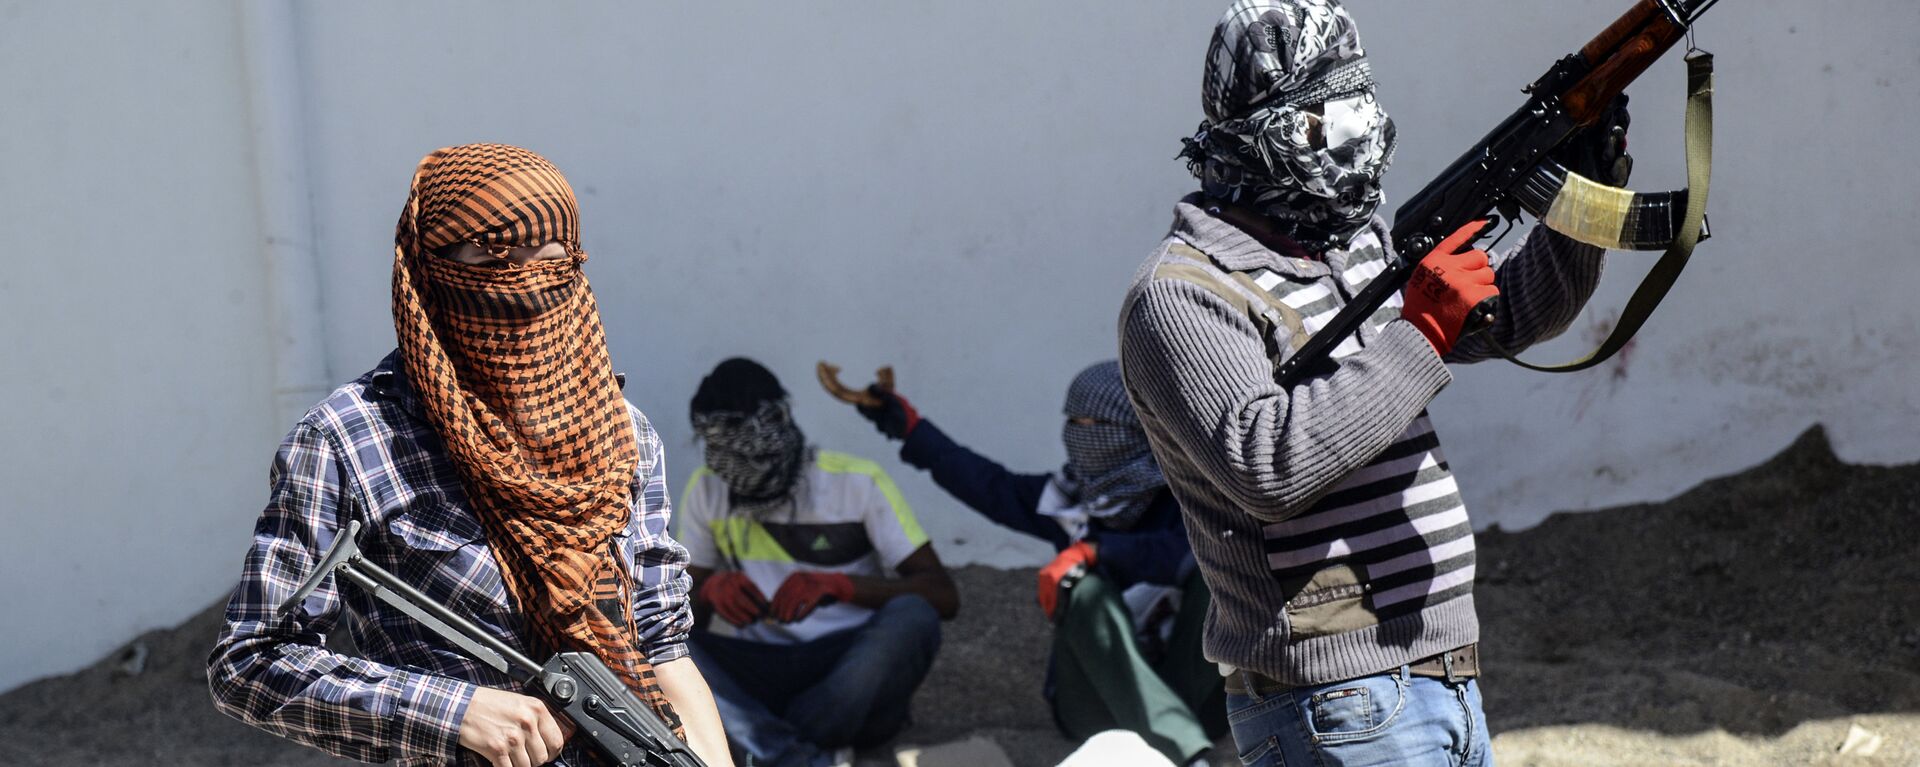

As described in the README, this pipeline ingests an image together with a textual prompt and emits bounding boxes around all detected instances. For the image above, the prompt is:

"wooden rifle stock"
[1569,0,1690,124]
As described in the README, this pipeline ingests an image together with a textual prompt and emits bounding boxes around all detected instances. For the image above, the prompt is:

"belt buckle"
[1409,644,1475,681]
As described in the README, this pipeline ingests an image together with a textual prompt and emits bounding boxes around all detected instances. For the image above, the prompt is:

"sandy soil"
[2,426,1914,766]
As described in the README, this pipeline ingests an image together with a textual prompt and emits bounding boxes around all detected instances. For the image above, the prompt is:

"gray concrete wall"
[0,1,290,692]
[3,0,1916,692]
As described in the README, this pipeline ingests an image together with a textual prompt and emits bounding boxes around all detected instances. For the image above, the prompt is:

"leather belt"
[1408,643,1478,680]
[1224,644,1479,696]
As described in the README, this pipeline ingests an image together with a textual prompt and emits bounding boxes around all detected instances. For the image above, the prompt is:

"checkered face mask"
[694,399,809,507]
[391,143,680,736]
[1058,362,1165,530]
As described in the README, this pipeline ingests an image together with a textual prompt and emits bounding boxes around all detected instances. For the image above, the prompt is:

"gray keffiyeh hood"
[1180,0,1396,251]
[1055,361,1166,531]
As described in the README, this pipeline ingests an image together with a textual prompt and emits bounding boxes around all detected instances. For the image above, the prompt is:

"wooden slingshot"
[816,361,895,409]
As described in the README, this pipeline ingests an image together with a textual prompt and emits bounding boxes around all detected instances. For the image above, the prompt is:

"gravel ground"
[2,426,1914,766]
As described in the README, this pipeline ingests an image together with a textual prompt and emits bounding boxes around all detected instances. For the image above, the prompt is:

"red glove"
[856,386,920,441]
[1036,541,1097,621]
[696,571,768,627]
[1401,219,1499,356]
[769,572,855,624]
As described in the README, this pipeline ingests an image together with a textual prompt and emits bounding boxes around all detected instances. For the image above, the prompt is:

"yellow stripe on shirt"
[815,450,929,549]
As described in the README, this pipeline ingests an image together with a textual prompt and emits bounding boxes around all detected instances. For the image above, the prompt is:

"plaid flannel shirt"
[208,351,692,766]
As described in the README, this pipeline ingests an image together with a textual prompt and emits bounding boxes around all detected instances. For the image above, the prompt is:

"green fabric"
[1050,573,1226,764]
[1159,573,1228,739]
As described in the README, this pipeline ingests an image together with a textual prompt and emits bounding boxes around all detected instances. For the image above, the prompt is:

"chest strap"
[1157,243,1310,368]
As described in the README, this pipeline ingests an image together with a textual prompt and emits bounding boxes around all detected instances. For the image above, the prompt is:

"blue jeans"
[689,595,942,767]
[1225,667,1491,766]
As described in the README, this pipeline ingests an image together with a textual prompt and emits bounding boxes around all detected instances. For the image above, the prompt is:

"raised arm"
[1445,225,1607,363]
[897,418,1063,547]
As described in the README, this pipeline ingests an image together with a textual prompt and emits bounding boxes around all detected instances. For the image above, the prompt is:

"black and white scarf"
[692,399,809,510]
[1179,0,1396,251]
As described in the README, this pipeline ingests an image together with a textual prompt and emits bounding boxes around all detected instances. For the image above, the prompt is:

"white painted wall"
[3,0,1916,692]
[0,2,294,692]
[1370,1,1920,526]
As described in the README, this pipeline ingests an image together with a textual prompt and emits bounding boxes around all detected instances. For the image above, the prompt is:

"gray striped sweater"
[1117,195,1603,685]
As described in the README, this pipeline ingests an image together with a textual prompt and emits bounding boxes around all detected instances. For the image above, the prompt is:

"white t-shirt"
[677,450,930,644]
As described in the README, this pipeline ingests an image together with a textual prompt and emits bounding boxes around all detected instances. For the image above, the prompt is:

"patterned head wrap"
[1057,361,1166,531]
[693,400,810,509]
[1180,0,1396,251]
[390,143,679,733]
[689,358,810,511]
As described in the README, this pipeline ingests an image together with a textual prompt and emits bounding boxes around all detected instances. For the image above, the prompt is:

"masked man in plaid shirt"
[208,144,733,767]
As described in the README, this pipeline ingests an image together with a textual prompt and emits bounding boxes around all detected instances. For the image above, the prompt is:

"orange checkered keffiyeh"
[389,143,681,738]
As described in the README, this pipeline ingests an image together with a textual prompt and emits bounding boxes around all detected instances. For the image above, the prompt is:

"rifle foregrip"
[1568,4,1687,124]
[1581,0,1660,62]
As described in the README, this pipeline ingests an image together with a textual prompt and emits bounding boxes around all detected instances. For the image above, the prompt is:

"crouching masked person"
[209,144,733,767]
[678,358,958,767]
[856,361,1228,765]
[1120,1,1631,765]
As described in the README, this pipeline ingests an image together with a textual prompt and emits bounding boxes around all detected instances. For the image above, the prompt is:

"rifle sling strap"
[1496,50,1713,373]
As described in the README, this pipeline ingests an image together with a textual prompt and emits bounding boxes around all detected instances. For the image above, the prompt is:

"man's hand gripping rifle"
[279,520,708,767]
[1276,0,1723,385]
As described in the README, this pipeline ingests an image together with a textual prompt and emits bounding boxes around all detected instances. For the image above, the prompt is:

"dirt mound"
[0,600,350,766]
[3,425,1914,765]
[1475,425,1920,764]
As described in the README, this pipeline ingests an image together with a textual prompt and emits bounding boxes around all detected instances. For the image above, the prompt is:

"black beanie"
[690,357,787,418]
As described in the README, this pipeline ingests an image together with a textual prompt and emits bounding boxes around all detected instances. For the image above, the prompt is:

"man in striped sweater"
[1117,1,1630,764]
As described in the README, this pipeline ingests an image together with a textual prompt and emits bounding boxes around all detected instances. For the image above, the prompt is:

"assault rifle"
[1276,0,1722,385]
[279,520,707,767]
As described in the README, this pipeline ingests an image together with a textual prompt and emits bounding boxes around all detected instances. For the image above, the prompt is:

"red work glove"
[696,571,768,627]
[1036,541,1097,622]
[1401,219,1499,357]
[855,386,920,441]
[769,572,855,624]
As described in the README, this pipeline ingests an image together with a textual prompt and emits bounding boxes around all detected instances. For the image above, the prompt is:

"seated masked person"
[678,358,958,767]
[853,360,1227,765]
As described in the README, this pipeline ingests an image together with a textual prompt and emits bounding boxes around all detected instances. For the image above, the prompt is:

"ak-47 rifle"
[1276,0,1723,385]
[279,520,707,767]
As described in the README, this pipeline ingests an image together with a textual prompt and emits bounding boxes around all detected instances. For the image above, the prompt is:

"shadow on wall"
[0,426,1913,766]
